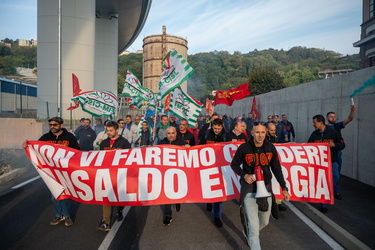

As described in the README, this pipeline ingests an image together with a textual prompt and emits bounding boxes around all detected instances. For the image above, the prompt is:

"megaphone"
[254,166,271,198]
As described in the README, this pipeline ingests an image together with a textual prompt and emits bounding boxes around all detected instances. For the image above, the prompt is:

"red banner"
[24,142,333,206]
[214,83,250,106]
[250,96,260,121]
[205,98,213,117]
[67,73,82,111]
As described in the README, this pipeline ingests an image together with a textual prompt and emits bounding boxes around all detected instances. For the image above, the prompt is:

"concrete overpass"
[37,0,152,119]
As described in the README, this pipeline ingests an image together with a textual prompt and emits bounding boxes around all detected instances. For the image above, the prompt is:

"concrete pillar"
[94,17,118,95]
[38,0,96,120]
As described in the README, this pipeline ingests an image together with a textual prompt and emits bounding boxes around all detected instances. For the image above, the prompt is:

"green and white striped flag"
[129,96,143,109]
[122,70,150,101]
[169,87,203,128]
[147,91,157,109]
[157,49,194,101]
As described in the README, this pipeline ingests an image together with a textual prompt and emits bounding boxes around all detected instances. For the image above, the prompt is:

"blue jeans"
[243,193,271,250]
[337,151,342,174]
[51,196,70,217]
[214,202,222,218]
[332,162,339,194]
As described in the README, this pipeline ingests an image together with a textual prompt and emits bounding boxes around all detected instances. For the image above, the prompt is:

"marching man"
[231,122,290,249]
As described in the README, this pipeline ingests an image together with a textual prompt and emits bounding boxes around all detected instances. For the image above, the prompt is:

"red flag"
[164,93,171,112]
[213,83,250,106]
[205,98,213,117]
[251,96,260,121]
[67,74,82,110]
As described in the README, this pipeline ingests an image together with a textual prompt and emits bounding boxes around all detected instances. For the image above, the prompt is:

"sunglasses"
[49,123,60,127]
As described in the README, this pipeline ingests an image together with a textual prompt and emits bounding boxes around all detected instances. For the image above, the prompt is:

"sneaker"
[320,205,328,213]
[65,216,73,227]
[278,204,287,211]
[50,216,64,226]
[206,203,213,212]
[163,216,172,226]
[117,211,123,221]
[214,217,223,228]
[97,221,110,232]
[334,193,342,200]
[175,204,181,212]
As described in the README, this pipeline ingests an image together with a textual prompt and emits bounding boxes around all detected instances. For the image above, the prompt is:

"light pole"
[20,81,23,118]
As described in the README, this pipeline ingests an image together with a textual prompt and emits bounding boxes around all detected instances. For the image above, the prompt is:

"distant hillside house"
[18,39,37,47]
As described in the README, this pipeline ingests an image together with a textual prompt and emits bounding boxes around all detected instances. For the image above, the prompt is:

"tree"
[248,68,285,95]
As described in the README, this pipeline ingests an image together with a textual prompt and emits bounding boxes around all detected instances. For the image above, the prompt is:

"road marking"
[284,201,344,250]
[98,206,131,250]
[12,176,41,189]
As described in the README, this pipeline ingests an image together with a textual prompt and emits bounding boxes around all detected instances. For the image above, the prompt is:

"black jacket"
[231,138,287,196]
[177,130,196,146]
[158,137,186,146]
[100,136,131,150]
[308,126,345,163]
[227,131,247,142]
[199,128,227,145]
[75,126,97,151]
[39,128,79,149]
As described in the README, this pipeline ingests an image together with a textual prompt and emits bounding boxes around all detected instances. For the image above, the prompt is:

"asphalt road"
[0,167,348,250]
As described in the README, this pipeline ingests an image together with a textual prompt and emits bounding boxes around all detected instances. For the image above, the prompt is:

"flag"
[70,91,118,119]
[206,98,213,117]
[147,91,157,109]
[145,108,155,118]
[251,96,260,121]
[164,93,171,112]
[122,70,150,101]
[169,87,203,128]
[213,83,250,106]
[67,73,82,110]
[157,49,194,101]
[129,96,143,109]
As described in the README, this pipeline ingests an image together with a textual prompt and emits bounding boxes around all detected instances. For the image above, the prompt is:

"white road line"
[284,201,344,250]
[11,176,41,189]
[98,206,131,250]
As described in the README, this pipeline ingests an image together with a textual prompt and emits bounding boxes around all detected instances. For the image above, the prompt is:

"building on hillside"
[18,39,37,47]
[119,50,131,56]
[354,0,375,68]
[318,69,355,78]
[0,41,11,47]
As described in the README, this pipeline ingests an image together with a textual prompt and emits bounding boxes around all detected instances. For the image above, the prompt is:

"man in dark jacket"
[177,119,196,146]
[136,121,152,147]
[23,117,79,227]
[308,114,345,213]
[97,121,131,231]
[158,126,189,226]
[281,114,295,142]
[227,119,248,142]
[231,122,290,249]
[199,113,219,140]
[199,118,227,228]
[75,118,96,151]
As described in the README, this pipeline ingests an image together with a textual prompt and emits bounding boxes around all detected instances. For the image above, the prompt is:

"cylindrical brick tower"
[143,26,188,93]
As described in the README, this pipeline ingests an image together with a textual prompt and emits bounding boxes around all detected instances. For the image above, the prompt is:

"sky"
[0,0,362,55]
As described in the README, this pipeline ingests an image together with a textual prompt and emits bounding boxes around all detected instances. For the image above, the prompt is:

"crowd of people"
[22,103,356,249]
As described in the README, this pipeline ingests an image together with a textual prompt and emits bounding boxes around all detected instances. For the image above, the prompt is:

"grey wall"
[215,67,375,187]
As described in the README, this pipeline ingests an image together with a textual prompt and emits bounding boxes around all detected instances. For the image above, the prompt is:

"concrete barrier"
[0,118,43,149]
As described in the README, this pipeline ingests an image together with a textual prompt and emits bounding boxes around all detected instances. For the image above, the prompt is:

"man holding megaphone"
[231,121,290,250]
